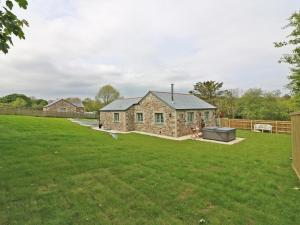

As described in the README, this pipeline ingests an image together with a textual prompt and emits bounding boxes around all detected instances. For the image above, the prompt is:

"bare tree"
[96,85,120,105]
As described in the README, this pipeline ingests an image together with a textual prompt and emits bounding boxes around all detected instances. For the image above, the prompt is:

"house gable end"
[44,99,76,111]
[45,99,83,109]
[136,91,175,110]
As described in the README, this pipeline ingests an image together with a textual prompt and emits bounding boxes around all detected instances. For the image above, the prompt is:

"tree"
[0,93,31,106]
[65,97,82,104]
[31,98,48,110]
[236,88,265,119]
[0,0,29,54]
[82,98,103,112]
[261,91,290,120]
[217,89,239,118]
[10,97,27,108]
[0,93,48,109]
[190,81,223,105]
[96,85,120,105]
[275,11,300,105]
[236,89,291,120]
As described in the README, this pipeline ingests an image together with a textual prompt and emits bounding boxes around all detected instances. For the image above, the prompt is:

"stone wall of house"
[126,108,135,131]
[76,107,85,113]
[99,93,216,137]
[176,109,216,137]
[133,93,177,136]
[44,100,77,113]
[100,111,127,131]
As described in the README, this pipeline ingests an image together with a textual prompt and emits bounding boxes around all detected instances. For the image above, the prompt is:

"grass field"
[0,115,299,225]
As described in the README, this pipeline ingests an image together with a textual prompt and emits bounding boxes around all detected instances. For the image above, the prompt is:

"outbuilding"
[43,99,84,113]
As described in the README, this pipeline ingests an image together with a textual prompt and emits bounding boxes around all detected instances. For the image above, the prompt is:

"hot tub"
[202,127,236,142]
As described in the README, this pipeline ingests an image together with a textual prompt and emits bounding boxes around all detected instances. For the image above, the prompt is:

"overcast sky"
[0,0,298,100]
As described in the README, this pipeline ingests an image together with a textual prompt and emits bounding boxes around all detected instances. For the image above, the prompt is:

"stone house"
[43,99,84,113]
[99,90,216,137]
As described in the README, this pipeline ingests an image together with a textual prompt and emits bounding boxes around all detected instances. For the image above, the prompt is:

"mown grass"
[0,115,299,225]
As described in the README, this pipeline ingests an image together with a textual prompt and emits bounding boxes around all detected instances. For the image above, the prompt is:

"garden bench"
[253,124,272,133]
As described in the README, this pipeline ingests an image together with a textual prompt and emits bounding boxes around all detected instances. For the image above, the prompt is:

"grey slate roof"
[70,101,84,108]
[44,99,84,108]
[44,99,63,107]
[100,97,142,111]
[100,91,216,111]
[150,91,216,110]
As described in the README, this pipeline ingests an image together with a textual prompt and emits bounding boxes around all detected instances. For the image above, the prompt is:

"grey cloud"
[0,0,298,100]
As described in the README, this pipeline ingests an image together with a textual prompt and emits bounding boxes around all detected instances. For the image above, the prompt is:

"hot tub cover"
[203,127,236,133]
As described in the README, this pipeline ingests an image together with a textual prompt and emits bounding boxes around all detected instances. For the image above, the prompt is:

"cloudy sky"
[0,0,298,100]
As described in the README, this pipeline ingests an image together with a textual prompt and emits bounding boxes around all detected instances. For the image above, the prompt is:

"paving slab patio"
[70,119,245,144]
[193,137,245,145]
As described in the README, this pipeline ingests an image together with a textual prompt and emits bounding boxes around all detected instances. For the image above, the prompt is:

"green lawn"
[0,115,299,225]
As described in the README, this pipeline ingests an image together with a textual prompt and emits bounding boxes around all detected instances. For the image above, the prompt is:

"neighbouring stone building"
[99,90,216,137]
[43,99,84,113]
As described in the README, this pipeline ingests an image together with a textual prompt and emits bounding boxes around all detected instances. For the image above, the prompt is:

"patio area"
[70,118,245,144]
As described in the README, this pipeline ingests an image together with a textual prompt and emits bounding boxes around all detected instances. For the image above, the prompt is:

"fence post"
[228,119,231,128]
[250,120,253,131]
[276,121,278,133]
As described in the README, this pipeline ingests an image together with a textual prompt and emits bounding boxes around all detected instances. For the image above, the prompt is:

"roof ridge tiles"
[150,90,191,95]
[117,97,142,100]
[100,90,216,111]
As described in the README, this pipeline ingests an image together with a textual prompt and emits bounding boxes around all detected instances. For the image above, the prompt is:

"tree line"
[190,81,298,121]
[1,82,299,121]
[0,84,120,112]
[0,94,48,109]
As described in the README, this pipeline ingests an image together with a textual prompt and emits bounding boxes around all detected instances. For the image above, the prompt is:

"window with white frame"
[155,113,164,124]
[136,113,143,123]
[113,113,120,122]
[204,111,210,122]
[187,112,194,123]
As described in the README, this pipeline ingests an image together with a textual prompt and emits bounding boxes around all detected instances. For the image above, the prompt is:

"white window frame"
[187,112,194,123]
[136,113,143,123]
[204,111,210,122]
[113,113,120,123]
[154,113,164,124]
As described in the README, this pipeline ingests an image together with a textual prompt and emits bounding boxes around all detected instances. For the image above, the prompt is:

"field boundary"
[293,165,300,180]
[220,118,291,134]
[291,112,300,180]
[0,107,98,119]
